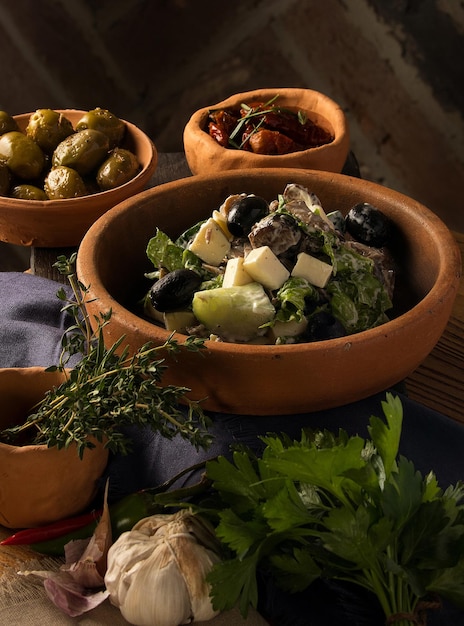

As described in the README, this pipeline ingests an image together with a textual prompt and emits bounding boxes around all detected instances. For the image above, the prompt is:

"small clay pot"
[0,109,158,247]
[0,367,109,528]
[183,88,350,175]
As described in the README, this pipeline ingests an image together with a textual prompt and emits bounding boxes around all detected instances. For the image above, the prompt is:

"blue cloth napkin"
[1,271,463,625]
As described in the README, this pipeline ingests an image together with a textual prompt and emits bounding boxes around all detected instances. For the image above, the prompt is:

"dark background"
[0,0,462,261]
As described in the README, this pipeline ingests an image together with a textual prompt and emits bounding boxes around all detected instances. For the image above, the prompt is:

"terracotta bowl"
[0,109,157,247]
[0,367,109,528]
[76,169,461,416]
[183,88,350,175]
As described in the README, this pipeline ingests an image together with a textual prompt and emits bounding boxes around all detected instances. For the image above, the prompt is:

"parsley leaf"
[200,394,464,623]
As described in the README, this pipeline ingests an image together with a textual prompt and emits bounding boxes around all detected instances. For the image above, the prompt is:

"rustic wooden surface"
[30,153,464,424]
[405,231,464,424]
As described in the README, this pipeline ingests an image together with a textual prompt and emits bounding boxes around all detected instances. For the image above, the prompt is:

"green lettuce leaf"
[327,243,392,332]
[273,277,318,323]
[146,228,210,277]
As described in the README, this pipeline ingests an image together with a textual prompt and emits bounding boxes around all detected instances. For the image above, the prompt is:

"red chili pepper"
[2,458,214,555]
[27,477,213,556]
[0,508,103,546]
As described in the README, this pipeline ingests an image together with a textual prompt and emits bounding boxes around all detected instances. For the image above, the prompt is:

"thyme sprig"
[227,94,280,149]
[219,94,308,150]
[1,254,212,458]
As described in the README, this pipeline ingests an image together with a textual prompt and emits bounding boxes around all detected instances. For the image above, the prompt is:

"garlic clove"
[105,510,222,626]
[169,518,221,621]
[105,529,165,609]
[62,479,113,588]
[120,550,192,626]
[164,531,220,622]
[106,528,194,626]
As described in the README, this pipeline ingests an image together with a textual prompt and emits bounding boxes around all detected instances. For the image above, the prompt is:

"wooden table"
[30,153,464,424]
[405,231,464,423]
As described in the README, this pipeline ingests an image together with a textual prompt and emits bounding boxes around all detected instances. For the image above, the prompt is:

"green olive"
[96,148,140,191]
[76,107,125,149]
[26,109,74,153]
[52,129,110,176]
[0,131,45,179]
[0,111,19,136]
[44,165,88,199]
[11,183,48,200]
[0,162,11,195]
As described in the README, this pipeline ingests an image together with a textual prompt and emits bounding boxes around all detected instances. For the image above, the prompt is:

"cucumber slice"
[192,282,275,342]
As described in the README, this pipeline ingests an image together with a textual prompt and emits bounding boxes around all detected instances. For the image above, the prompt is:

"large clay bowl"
[183,88,350,175]
[77,169,461,416]
[0,109,157,247]
[0,367,109,528]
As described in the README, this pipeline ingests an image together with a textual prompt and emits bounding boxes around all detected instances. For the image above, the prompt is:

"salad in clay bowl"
[143,183,395,345]
[76,168,460,414]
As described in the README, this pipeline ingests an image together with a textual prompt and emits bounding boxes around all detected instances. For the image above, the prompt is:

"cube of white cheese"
[291,252,332,288]
[144,301,196,334]
[189,217,231,265]
[243,246,290,291]
[144,298,164,323]
[223,257,253,288]
[163,310,197,333]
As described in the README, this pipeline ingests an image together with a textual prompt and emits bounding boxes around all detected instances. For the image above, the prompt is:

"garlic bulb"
[104,509,222,626]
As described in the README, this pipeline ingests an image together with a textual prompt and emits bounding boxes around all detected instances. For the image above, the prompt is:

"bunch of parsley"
[202,394,464,624]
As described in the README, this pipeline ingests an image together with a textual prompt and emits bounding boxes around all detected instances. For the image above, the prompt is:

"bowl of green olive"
[0,108,157,247]
[77,168,461,415]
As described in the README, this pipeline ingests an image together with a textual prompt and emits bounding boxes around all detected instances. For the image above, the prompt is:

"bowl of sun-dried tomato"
[183,88,350,175]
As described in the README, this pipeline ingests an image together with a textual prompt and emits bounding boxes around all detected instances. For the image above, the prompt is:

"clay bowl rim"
[0,366,109,528]
[183,87,350,171]
[0,366,66,449]
[1,109,158,211]
[76,167,461,360]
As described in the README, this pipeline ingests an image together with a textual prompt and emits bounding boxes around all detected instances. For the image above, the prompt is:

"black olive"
[150,269,202,312]
[345,202,392,248]
[327,210,346,234]
[227,194,269,238]
[305,311,346,342]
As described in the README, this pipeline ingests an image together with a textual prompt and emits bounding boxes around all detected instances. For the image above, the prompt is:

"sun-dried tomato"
[207,109,238,146]
[248,128,299,155]
[206,99,333,154]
